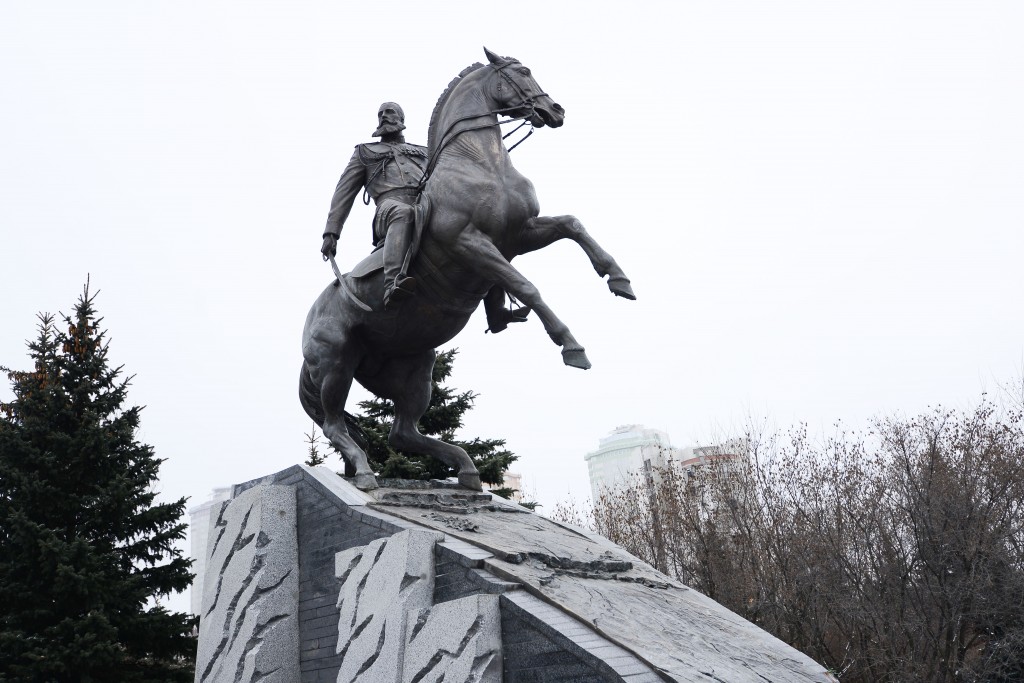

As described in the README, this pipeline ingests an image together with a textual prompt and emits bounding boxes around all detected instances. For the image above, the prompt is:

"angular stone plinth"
[195,484,298,683]
[193,465,836,683]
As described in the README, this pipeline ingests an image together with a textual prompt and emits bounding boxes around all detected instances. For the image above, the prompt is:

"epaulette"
[399,144,428,158]
[356,143,391,164]
[355,142,427,164]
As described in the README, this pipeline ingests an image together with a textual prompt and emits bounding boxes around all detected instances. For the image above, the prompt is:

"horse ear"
[484,47,505,66]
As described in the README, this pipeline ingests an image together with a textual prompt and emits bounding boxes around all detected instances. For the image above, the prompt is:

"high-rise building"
[675,439,747,475]
[584,425,682,500]
[584,426,747,501]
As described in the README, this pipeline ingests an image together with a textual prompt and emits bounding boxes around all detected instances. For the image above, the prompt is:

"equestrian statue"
[300,48,635,491]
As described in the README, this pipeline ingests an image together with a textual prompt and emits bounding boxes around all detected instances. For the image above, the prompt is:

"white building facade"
[584,425,684,500]
[585,426,747,502]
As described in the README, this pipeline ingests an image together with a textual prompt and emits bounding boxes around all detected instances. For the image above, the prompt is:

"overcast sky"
[2,2,1023,612]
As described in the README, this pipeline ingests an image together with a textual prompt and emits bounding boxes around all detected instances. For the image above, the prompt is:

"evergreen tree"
[304,426,328,467]
[0,285,196,682]
[353,349,518,489]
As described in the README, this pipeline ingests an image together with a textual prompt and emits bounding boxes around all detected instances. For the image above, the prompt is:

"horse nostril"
[552,103,565,114]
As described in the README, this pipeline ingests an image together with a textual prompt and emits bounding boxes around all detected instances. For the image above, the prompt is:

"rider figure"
[321,102,424,309]
[321,102,531,330]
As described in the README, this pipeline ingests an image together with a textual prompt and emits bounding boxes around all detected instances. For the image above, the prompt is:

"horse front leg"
[519,215,636,300]
[456,230,591,369]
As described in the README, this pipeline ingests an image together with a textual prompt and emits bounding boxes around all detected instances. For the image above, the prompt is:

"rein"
[417,63,544,194]
[502,120,534,152]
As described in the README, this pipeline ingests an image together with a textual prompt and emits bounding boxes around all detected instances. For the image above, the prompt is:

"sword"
[325,253,372,312]
[327,254,344,283]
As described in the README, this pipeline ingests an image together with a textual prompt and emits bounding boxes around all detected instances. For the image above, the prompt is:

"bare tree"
[555,400,1024,682]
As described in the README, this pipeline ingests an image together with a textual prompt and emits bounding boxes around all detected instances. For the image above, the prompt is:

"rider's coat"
[324,142,428,247]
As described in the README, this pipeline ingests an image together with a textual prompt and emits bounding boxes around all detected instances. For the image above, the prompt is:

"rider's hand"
[321,234,338,260]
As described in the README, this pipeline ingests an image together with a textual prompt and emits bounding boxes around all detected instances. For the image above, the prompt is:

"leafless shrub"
[548,496,592,531]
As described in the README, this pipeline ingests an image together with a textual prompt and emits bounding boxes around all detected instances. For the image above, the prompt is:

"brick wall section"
[432,539,515,604]
[501,607,610,682]
[499,592,662,683]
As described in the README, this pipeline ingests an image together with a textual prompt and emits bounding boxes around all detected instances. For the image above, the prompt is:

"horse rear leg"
[519,215,636,300]
[360,350,482,491]
[454,230,591,370]
[304,334,378,490]
[321,367,378,490]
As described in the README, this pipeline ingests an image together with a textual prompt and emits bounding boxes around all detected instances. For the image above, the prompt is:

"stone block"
[403,594,502,683]
[334,529,443,683]
[195,484,298,683]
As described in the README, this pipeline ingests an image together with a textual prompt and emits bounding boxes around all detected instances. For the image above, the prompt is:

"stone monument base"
[194,465,835,682]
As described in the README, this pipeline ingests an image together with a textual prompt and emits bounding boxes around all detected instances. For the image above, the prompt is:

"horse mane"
[428,62,486,158]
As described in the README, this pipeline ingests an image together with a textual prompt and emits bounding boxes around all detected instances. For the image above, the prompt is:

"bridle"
[417,62,549,194]
[493,60,546,114]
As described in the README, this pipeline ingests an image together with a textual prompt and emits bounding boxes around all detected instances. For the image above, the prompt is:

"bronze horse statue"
[300,48,635,491]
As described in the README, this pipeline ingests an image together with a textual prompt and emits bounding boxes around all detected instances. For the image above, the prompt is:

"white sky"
[2,2,1023,611]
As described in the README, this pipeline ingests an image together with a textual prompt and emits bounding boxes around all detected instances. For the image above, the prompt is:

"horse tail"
[298,361,370,453]
[298,361,325,426]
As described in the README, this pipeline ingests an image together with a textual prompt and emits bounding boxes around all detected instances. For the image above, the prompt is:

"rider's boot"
[483,285,531,333]
[382,217,417,310]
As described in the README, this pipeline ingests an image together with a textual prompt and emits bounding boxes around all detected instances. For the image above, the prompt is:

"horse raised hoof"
[607,276,636,300]
[458,470,483,491]
[562,347,592,370]
[353,472,379,491]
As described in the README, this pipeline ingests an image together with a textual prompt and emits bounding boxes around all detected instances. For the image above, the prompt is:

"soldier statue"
[302,50,635,491]
[321,102,425,309]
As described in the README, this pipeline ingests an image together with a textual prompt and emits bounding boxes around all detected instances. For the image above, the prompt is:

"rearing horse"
[300,48,635,491]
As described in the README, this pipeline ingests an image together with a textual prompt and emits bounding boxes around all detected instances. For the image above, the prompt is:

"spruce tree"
[353,349,518,489]
[0,285,196,682]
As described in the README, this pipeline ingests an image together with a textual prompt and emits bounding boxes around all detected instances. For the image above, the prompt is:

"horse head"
[483,47,565,129]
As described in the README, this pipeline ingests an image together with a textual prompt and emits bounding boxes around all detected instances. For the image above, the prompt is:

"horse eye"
[519,68,531,76]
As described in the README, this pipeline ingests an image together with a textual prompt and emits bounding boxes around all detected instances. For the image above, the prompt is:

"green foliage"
[488,487,517,500]
[352,349,517,485]
[0,284,196,682]
[489,487,540,510]
[304,425,327,467]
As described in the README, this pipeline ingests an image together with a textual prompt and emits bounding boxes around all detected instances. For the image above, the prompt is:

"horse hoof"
[608,276,636,300]
[562,348,592,370]
[458,471,483,491]
[353,473,379,491]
